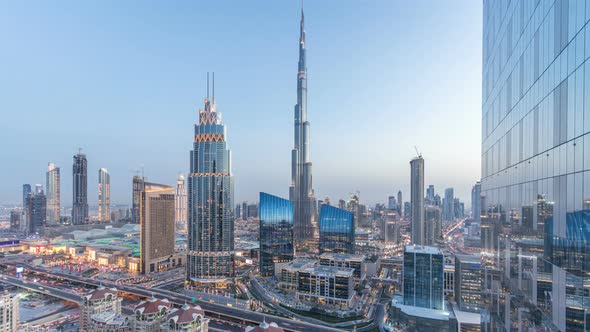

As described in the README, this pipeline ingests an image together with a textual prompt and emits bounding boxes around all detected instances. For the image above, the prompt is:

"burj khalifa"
[289,8,318,250]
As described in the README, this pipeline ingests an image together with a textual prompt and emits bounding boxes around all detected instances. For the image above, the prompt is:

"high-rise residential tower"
[443,188,454,222]
[175,172,188,233]
[132,175,144,224]
[187,76,234,284]
[259,192,294,277]
[22,184,31,210]
[481,1,590,330]
[470,181,481,223]
[289,8,318,250]
[72,151,88,225]
[397,190,402,216]
[410,156,424,245]
[46,163,60,224]
[140,182,175,274]
[25,190,46,234]
[98,168,110,222]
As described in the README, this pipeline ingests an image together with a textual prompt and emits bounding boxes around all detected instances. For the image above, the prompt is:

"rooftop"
[167,303,206,325]
[391,298,450,321]
[300,264,355,277]
[405,245,442,255]
[135,297,172,316]
[319,252,364,261]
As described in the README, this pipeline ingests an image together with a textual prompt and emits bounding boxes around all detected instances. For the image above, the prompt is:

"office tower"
[132,175,144,224]
[319,204,355,254]
[241,202,248,220]
[175,172,188,232]
[72,151,88,225]
[433,194,441,207]
[10,210,20,230]
[259,192,294,276]
[187,75,235,283]
[247,203,259,218]
[481,1,590,330]
[22,184,31,209]
[453,198,464,218]
[0,287,19,331]
[98,168,110,222]
[454,254,482,313]
[410,156,425,245]
[338,199,346,210]
[140,182,175,274]
[25,190,46,234]
[347,193,360,228]
[289,8,318,249]
[471,181,481,223]
[443,188,454,221]
[424,205,442,246]
[35,183,43,194]
[46,163,60,224]
[397,190,403,215]
[403,245,443,310]
[426,185,435,203]
[387,196,397,210]
[403,202,411,220]
[235,204,241,220]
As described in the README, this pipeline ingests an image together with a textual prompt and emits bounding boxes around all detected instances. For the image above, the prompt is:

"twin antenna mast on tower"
[206,72,215,103]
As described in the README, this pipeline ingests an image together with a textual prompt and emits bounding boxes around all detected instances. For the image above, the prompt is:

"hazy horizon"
[0,1,482,207]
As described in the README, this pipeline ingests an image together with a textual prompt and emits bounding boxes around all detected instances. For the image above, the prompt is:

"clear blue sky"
[0,1,482,207]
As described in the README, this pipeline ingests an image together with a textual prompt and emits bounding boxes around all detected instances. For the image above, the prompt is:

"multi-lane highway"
[15,263,347,332]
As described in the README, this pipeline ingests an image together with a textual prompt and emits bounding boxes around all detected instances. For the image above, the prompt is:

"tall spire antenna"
[207,72,210,100]
[212,72,215,103]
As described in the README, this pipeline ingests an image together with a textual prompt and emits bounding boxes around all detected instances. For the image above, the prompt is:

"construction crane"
[414,146,422,158]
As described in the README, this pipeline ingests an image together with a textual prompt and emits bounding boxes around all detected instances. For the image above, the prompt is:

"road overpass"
[19,263,347,332]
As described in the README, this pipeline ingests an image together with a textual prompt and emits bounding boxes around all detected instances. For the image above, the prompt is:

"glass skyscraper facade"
[259,192,294,277]
[319,204,354,254]
[72,152,88,225]
[290,8,318,250]
[186,78,235,284]
[481,1,590,330]
[402,245,444,310]
[46,163,60,224]
[410,156,424,245]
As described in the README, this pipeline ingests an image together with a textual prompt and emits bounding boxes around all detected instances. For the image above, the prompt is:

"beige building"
[164,303,209,332]
[81,286,129,332]
[134,297,173,332]
[141,182,176,274]
[0,288,18,332]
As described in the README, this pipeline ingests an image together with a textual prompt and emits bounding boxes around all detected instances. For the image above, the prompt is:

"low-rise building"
[163,303,209,332]
[244,319,284,332]
[318,252,366,280]
[275,259,316,291]
[81,286,126,332]
[134,297,173,331]
[296,265,355,309]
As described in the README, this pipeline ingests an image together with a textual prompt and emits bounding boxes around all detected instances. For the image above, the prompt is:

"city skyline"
[0,1,482,206]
